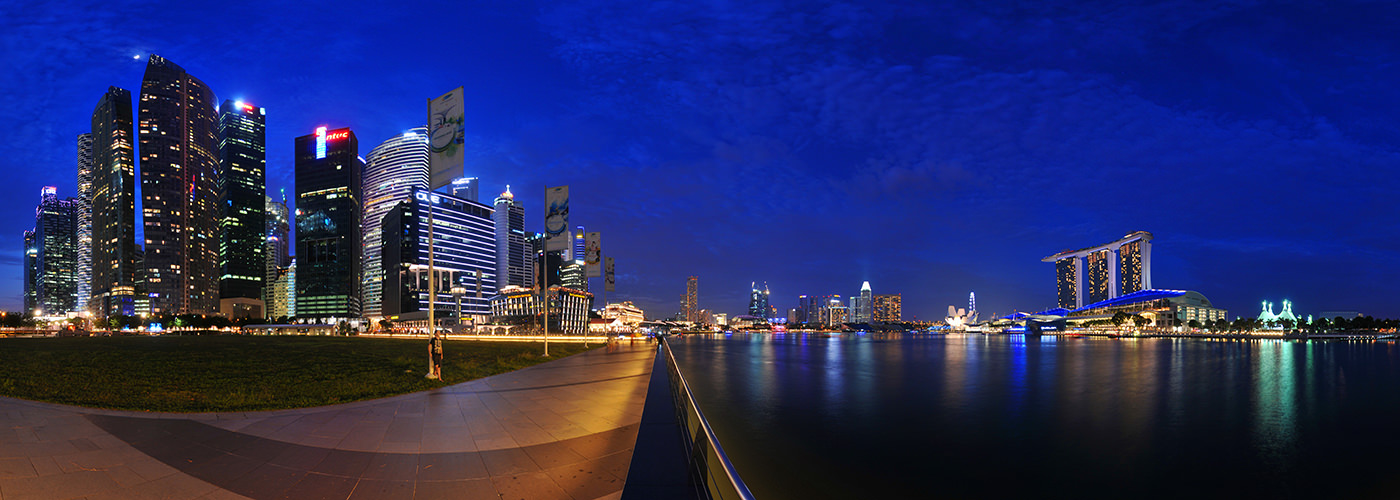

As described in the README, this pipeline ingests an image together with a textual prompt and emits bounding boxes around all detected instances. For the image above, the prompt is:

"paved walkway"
[0,340,656,499]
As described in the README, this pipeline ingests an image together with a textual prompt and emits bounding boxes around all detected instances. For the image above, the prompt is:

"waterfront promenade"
[0,340,654,499]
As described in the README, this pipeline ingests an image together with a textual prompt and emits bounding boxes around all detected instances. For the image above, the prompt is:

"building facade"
[217,100,267,319]
[379,188,496,322]
[748,282,770,319]
[33,188,79,315]
[492,187,532,289]
[450,176,479,202]
[75,133,94,312]
[490,285,594,335]
[683,276,698,322]
[23,231,37,314]
[139,55,221,316]
[294,126,362,320]
[1044,231,1153,310]
[264,194,290,317]
[360,127,428,318]
[873,294,902,323]
[90,86,139,318]
[853,281,873,323]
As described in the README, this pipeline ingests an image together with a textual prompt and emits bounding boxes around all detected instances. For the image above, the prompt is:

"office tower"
[560,261,587,290]
[794,295,810,324]
[264,194,290,317]
[380,188,497,319]
[748,282,770,319]
[827,297,848,327]
[23,231,37,314]
[853,281,873,323]
[683,276,698,322]
[572,226,585,262]
[76,133,94,312]
[217,100,266,319]
[139,54,220,316]
[361,128,428,318]
[873,294,902,322]
[295,126,362,319]
[33,188,79,315]
[493,186,531,288]
[450,176,479,202]
[90,86,138,318]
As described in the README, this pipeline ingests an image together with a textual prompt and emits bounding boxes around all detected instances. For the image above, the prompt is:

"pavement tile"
[542,462,625,500]
[228,462,306,499]
[361,453,419,481]
[490,471,573,500]
[0,457,36,479]
[347,478,415,500]
[310,448,374,478]
[523,443,590,470]
[480,447,541,477]
[0,469,121,499]
[417,453,489,482]
[412,478,496,499]
[280,472,358,500]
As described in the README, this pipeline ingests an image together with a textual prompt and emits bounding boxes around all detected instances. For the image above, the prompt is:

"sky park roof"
[1041,231,1154,262]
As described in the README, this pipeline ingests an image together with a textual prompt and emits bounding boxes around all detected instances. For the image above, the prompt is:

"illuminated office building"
[294,126,362,319]
[23,231,37,314]
[873,294,902,323]
[748,282,770,319]
[380,188,497,322]
[1043,231,1153,309]
[139,54,221,315]
[90,86,139,318]
[76,133,94,312]
[264,194,290,316]
[450,176,479,202]
[493,186,532,288]
[217,100,266,320]
[683,276,698,322]
[33,188,79,315]
[360,127,428,318]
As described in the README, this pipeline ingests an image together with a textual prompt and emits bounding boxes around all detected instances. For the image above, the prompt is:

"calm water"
[668,333,1400,499]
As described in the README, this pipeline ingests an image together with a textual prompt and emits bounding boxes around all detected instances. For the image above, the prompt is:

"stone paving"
[0,340,655,500]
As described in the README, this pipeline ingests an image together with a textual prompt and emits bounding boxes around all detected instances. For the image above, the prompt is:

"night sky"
[3,1,1398,321]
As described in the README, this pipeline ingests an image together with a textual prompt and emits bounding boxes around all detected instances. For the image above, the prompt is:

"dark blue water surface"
[668,333,1400,499]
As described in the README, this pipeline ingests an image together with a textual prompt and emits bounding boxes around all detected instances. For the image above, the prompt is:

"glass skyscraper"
[75,133,93,312]
[361,127,428,318]
[139,54,221,316]
[493,187,531,289]
[380,188,497,320]
[264,194,290,318]
[294,126,362,319]
[90,86,138,318]
[33,188,79,315]
[217,100,267,319]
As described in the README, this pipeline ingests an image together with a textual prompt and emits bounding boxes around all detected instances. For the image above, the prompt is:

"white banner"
[427,87,464,190]
[545,186,569,251]
[585,232,602,277]
[605,257,615,292]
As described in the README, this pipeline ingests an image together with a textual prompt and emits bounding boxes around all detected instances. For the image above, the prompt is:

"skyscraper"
[295,126,362,319]
[1043,232,1154,309]
[450,176,479,202]
[139,54,221,316]
[683,276,698,322]
[873,294,902,323]
[748,282,770,319]
[33,188,78,315]
[493,186,531,289]
[1086,249,1112,305]
[380,188,497,320]
[1118,239,1151,295]
[23,231,37,314]
[90,86,138,318]
[217,100,266,319]
[572,226,585,262]
[75,133,94,312]
[852,281,873,323]
[264,194,290,317]
[1055,257,1081,310]
[361,128,428,318]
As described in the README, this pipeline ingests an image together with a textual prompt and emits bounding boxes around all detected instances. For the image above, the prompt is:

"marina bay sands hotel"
[1043,231,1153,310]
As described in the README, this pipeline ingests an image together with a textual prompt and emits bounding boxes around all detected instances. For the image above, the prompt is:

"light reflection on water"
[669,333,1400,499]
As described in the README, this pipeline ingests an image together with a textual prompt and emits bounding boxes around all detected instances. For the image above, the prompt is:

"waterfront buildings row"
[25,53,590,333]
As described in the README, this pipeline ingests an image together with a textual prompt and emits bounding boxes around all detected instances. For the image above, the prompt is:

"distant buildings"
[748,282,770,319]
[360,127,428,318]
[23,231,36,314]
[683,276,698,322]
[1044,231,1153,310]
[217,99,267,320]
[873,294,902,323]
[89,86,139,318]
[493,187,532,289]
[75,133,93,312]
[294,126,362,320]
[29,188,78,315]
[449,177,479,203]
[851,281,873,323]
[264,195,291,319]
[490,285,593,335]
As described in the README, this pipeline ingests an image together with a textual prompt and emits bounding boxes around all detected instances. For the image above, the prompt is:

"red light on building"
[326,130,349,141]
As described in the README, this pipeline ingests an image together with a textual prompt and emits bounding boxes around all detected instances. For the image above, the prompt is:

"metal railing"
[659,336,756,500]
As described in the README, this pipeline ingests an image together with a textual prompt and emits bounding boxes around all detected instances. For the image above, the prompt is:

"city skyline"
[4,2,1400,320]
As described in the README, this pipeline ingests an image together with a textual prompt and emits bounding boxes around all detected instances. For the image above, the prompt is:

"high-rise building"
[852,281,873,323]
[33,188,79,315]
[449,176,479,202]
[572,226,585,262]
[139,54,220,316]
[1043,231,1153,309]
[827,298,848,327]
[683,276,698,322]
[493,186,532,289]
[748,282,770,319]
[380,188,496,321]
[23,231,37,314]
[75,133,94,312]
[264,194,290,316]
[295,126,362,319]
[217,100,266,320]
[361,128,428,318]
[873,294,902,323]
[90,86,139,318]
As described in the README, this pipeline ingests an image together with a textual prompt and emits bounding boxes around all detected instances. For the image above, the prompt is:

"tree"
[1188,319,1202,330]
[1131,314,1150,328]
[1112,311,1129,327]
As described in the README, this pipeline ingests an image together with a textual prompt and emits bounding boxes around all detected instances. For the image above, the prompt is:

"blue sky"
[2,0,1398,320]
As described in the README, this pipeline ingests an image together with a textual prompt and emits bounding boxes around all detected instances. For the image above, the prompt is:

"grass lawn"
[0,335,596,412]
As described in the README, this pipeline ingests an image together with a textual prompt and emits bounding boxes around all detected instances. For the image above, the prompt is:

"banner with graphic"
[545,185,569,251]
[585,232,602,277]
[605,257,615,292]
[427,87,465,190]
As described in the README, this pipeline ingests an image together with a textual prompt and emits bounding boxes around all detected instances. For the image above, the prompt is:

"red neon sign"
[326,131,349,141]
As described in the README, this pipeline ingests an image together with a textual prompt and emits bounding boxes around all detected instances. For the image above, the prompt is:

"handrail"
[659,336,756,500]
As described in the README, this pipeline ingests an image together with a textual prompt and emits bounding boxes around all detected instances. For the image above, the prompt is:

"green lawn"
[0,335,595,412]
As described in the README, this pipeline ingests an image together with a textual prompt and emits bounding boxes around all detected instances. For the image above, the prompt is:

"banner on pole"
[605,257,615,292]
[545,186,569,251]
[427,87,465,190]
[585,232,602,277]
